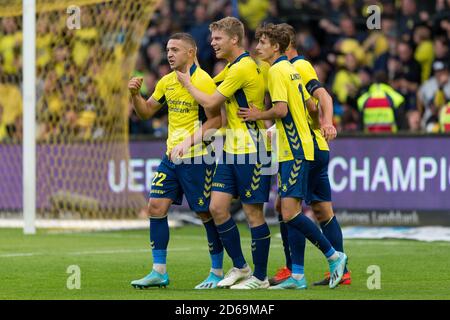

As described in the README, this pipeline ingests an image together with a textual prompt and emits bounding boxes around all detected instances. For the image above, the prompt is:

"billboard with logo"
[1,136,449,225]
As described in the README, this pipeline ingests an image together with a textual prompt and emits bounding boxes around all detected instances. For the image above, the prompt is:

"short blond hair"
[209,16,245,46]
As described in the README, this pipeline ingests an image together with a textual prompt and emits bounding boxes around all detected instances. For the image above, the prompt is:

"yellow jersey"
[214,52,267,155]
[152,64,216,158]
[268,56,314,162]
[290,56,329,151]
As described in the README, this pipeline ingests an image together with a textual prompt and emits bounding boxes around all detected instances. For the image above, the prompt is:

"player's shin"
[279,213,292,270]
[286,223,305,280]
[286,212,337,260]
[320,215,348,273]
[202,217,224,276]
[150,216,170,274]
[250,223,271,281]
[216,217,246,268]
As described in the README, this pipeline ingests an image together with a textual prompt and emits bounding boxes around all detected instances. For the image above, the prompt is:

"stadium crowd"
[131,0,450,135]
[0,0,450,143]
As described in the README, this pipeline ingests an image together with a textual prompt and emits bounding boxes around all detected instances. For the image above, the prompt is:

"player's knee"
[147,200,167,218]
[312,203,334,223]
[209,202,229,223]
[244,207,265,227]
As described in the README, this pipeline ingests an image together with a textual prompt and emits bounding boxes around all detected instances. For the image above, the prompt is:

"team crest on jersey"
[245,190,252,198]
[198,198,205,206]
[282,184,288,192]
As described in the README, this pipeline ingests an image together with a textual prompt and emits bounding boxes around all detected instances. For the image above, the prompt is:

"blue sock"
[287,212,336,259]
[287,223,305,274]
[321,216,347,272]
[292,264,304,276]
[203,218,224,270]
[216,217,246,269]
[150,216,169,266]
[278,213,292,271]
[250,223,271,281]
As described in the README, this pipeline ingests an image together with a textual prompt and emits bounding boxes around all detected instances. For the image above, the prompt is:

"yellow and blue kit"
[291,55,331,204]
[268,55,314,200]
[149,64,216,212]
[212,52,271,203]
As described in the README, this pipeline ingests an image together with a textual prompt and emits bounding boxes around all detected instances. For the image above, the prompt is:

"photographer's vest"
[357,83,405,133]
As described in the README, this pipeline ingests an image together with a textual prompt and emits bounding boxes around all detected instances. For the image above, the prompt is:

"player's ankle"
[292,273,304,280]
[211,268,223,277]
[153,264,166,274]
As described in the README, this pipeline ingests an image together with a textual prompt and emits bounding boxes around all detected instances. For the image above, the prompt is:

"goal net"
[0,0,161,221]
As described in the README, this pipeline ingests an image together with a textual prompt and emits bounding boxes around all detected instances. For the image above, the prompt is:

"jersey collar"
[272,55,288,65]
[289,55,305,63]
[228,51,250,68]
[189,63,197,76]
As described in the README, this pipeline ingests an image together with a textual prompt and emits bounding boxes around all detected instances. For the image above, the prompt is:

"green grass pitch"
[1,225,449,300]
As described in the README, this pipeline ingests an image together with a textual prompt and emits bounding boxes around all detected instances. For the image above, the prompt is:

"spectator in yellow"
[332,53,361,105]
[0,17,22,75]
[238,0,269,31]
[413,25,435,83]
[0,103,8,142]
[0,80,22,133]
[418,60,450,132]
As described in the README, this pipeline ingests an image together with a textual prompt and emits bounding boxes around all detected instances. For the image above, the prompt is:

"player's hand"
[237,103,261,121]
[176,70,191,88]
[128,77,143,96]
[169,140,191,163]
[321,123,337,141]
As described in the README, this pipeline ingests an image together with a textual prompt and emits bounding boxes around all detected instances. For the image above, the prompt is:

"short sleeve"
[194,72,217,95]
[268,67,288,103]
[300,81,311,102]
[151,77,167,105]
[298,60,323,95]
[216,65,245,98]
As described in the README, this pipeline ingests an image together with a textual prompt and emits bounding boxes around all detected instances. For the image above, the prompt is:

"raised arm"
[128,77,163,120]
[176,70,226,109]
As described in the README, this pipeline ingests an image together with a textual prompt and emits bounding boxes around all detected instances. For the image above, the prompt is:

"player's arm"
[176,70,226,110]
[237,101,287,121]
[302,61,337,141]
[128,77,163,119]
[313,87,336,141]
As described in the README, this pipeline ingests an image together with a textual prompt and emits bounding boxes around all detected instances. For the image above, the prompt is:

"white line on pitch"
[0,247,191,258]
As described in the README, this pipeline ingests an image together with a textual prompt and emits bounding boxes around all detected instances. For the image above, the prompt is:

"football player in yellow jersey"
[238,23,347,289]
[128,33,225,290]
[177,17,272,289]
[268,23,351,287]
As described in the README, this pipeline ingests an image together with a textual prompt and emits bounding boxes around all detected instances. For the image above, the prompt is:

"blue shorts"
[211,152,271,204]
[149,156,215,212]
[306,149,332,205]
[278,158,309,199]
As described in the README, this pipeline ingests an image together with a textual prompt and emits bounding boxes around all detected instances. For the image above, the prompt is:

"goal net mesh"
[0,0,161,219]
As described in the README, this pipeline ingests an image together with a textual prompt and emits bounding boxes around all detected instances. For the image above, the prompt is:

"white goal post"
[22,0,37,235]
